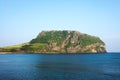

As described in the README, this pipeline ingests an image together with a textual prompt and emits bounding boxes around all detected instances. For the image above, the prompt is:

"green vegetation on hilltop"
[31,31,104,47]
[78,34,104,47]
[30,31,68,45]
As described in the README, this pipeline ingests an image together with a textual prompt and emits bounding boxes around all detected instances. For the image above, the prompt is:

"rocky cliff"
[21,30,106,53]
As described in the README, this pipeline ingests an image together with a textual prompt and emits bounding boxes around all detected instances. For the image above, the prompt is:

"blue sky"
[0,0,120,52]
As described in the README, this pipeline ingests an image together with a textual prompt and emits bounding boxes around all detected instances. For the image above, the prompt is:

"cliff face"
[22,30,106,53]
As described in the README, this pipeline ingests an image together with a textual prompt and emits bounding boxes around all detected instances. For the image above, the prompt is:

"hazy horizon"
[0,0,120,52]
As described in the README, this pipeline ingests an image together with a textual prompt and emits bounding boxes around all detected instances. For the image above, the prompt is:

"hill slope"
[21,30,106,53]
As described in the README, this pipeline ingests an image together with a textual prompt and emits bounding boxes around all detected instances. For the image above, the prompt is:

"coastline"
[0,51,107,54]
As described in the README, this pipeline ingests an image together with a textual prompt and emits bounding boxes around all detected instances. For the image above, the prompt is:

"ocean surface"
[0,53,120,80]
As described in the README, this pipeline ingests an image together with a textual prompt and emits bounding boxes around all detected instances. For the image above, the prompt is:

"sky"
[0,0,120,52]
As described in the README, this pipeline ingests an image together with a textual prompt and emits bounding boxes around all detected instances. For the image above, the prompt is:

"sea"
[0,53,120,80]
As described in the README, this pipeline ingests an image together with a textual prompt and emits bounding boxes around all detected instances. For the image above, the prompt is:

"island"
[0,30,106,53]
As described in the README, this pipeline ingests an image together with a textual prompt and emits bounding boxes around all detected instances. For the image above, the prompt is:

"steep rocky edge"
[20,30,106,53]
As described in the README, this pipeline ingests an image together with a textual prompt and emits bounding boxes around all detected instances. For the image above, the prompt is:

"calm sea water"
[0,53,120,80]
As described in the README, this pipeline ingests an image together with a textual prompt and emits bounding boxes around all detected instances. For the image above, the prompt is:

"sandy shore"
[0,52,26,54]
[0,52,13,54]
